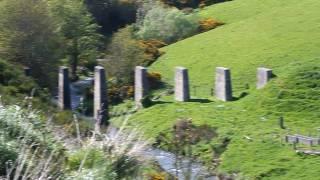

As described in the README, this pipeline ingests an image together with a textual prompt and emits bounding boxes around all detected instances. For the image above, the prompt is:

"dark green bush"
[147,72,163,90]
[141,95,153,108]
[136,3,199,44]
[66,119,93,137]
[0,59,38,96]
[67,148,105,171]
[53,111,74,125]
[53,111,93,137]
[0,144,17,175]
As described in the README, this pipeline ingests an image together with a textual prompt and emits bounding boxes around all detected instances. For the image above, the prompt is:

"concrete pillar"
[215,67,232,101]
[175,67,190,102]
[257,68,273,89]
[58,66,71,110]
[94,66,108,126]
[24,67,31,76]
[135,66,149,108]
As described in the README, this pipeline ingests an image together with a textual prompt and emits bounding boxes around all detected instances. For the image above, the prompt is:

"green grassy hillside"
[115,0,320,179]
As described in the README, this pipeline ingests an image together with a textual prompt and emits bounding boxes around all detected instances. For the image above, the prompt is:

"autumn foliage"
[199,18,224,32]
[138,40,166,66]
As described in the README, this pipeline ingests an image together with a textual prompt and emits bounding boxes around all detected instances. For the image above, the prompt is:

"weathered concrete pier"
[215,67,232,101]
[257,67,273,89]
[94,66,108,126]
[135,66,149,108]
[175,67,190,102]
[58,66,71,110]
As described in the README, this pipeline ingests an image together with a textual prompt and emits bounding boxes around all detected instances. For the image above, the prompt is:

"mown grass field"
[113,0,320,179]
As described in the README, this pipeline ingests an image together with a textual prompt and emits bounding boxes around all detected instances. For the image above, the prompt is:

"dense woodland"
[0,0,223,100]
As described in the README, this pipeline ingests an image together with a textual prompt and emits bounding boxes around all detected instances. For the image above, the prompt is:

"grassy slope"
[118,0,320,179]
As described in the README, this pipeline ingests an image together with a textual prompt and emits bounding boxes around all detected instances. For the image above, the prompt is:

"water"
[69,78,216,180]
[70,77,93,110]
[145,148,216,180]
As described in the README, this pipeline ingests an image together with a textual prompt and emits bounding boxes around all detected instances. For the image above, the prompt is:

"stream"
[68,79,216,180]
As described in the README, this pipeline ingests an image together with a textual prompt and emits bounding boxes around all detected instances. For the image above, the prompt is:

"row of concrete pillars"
[57,66,273,125]
[134,66,273,104]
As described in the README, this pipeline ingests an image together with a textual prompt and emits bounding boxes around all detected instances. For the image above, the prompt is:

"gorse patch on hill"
[118,0,320,179]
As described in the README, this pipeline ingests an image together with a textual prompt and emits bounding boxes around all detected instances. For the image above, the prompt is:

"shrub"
[60,119,92,138]
[3,141,65,179]
[79,87,94,116]
[104,26,164,103]
[138,40,166,66]
[147,72,162,89]
[141,39,167,48]
[136,3,199,44]
[67,148,105,171]
[103,26,147,86]
[199,18,224,32]
[148,172,167,180]
[156,119,218,151]
[0,143,17,175]
[127,86,134,97]
[0,59,37,94]
[53,111,74,125]
[141,95,153,108]
[0,104,65,178]
[84,0,137,34]
[66,119,149,179]
[108,85,135,105]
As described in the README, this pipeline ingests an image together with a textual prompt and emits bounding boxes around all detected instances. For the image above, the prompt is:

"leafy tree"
[136,3,199,44]
[84,0,137,35]
[103,26,147,85]
[50,0,103,80]
[0,0,61,90]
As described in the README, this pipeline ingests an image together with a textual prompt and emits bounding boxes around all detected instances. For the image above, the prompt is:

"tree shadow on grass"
[152,101,172,105]
[189,99,213,103]
[232,92,249,101]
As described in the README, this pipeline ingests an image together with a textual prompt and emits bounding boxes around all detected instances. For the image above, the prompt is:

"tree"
[136,3,199,43]
[50,0,103,80]
[84,0,137,35]
[103,26,147,85]
[0,0,62,90]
